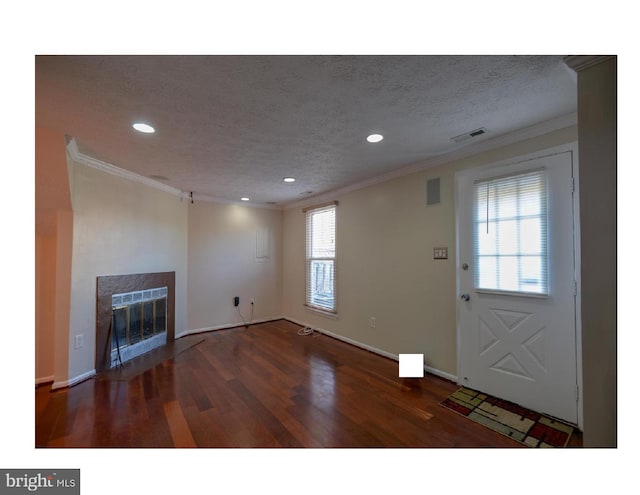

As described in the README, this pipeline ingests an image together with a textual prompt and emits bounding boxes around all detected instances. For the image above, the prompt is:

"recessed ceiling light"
[366,133,384,143]
[240,197,250,201]
[283,177,296,183]
[132,122,155,134]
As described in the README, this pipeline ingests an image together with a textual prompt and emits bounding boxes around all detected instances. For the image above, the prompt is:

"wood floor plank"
[163,400,197,448]
[182,406,232,447]
[35,319,583,448]
[227,378,302,447]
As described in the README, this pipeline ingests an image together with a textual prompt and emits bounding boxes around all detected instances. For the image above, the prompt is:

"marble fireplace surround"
[96,271,175,372]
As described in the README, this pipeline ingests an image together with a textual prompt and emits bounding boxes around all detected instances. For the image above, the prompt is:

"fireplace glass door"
[111,287,168,366]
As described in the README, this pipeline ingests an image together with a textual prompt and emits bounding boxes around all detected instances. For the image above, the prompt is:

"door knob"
[460,294,470,301]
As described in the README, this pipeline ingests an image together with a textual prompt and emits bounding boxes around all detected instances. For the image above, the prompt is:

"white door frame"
[454,142,583,430]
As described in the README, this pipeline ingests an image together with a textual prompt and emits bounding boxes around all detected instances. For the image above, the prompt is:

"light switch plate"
[433,247,448,259]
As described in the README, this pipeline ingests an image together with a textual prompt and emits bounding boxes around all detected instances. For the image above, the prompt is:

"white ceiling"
[35,55,577,206]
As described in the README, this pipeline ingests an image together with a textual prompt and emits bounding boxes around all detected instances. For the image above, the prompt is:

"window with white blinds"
[305,202,337,313]
[474,169,548,295]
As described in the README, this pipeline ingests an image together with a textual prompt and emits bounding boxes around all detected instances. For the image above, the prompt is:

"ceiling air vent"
[451,127,488,144]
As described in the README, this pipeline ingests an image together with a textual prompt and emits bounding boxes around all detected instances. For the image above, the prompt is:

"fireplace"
[110,287,168,367]
[96,272,175,372]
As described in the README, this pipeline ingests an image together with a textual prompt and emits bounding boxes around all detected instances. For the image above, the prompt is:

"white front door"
[456,149,578,424]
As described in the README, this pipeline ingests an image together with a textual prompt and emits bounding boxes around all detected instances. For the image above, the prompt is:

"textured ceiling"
[35,55,576,206]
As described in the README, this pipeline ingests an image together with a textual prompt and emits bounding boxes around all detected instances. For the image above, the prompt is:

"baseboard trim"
[424,365,458,383]
[283,317,458,382]
[35,375,54,387]
[47,319,457,389]
[176,316,284,339]
[51,369,96,390]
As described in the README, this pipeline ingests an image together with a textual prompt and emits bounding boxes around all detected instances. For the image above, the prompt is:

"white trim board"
[35,375,54,387]
[191,193,282,210]
[66,138,281,211]
[176,316,284,339]
[66,112,577,214]
[571,144,584,432]
[66,138,184,197]
[50,318,459,390]
[285,112,577,210]
[51,369,96,390]
[284,316,458,383]
[563,55,615,72]
[52,319,281,389]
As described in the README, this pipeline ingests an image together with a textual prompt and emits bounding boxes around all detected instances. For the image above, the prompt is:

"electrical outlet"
[74,334,84,349]
[234,296,240,307]
[250,298,254,305]
[370,317,376,328]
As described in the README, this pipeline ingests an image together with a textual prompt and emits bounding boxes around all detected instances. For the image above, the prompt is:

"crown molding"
[563,55,615,72]
[66,138,185,198]
[192,193,283,210]
[66,139,282,209]
[284,112,577,210]
[67,109,576,213]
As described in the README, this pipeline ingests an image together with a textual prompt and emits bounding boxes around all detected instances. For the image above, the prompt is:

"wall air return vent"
[451,127,488,143]
[426,178,441,206]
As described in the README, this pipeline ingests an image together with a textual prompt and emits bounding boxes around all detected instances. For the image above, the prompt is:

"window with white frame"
[474,169,549,295]
[305,202,337,313]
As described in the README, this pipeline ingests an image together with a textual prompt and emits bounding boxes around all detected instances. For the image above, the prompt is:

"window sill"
[304,305,339,320]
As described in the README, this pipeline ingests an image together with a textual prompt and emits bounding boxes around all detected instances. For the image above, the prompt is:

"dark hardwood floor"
[35,319,582,448]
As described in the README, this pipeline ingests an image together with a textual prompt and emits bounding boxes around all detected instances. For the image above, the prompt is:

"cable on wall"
[237,301,254,328]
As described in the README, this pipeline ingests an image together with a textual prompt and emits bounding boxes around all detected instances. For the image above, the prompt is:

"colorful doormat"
[440,387,575,447]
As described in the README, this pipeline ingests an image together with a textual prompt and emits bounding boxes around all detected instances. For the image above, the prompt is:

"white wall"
[187,201,282,334]
[65,159,188,383]
[283,126,578,377]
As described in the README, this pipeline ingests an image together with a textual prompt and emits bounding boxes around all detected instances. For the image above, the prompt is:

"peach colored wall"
[35,127,73,386]
[36,127,71,234]
[35,233,56,382]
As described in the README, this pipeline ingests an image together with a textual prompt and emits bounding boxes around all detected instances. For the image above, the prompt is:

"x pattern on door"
[476,304,548,384]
